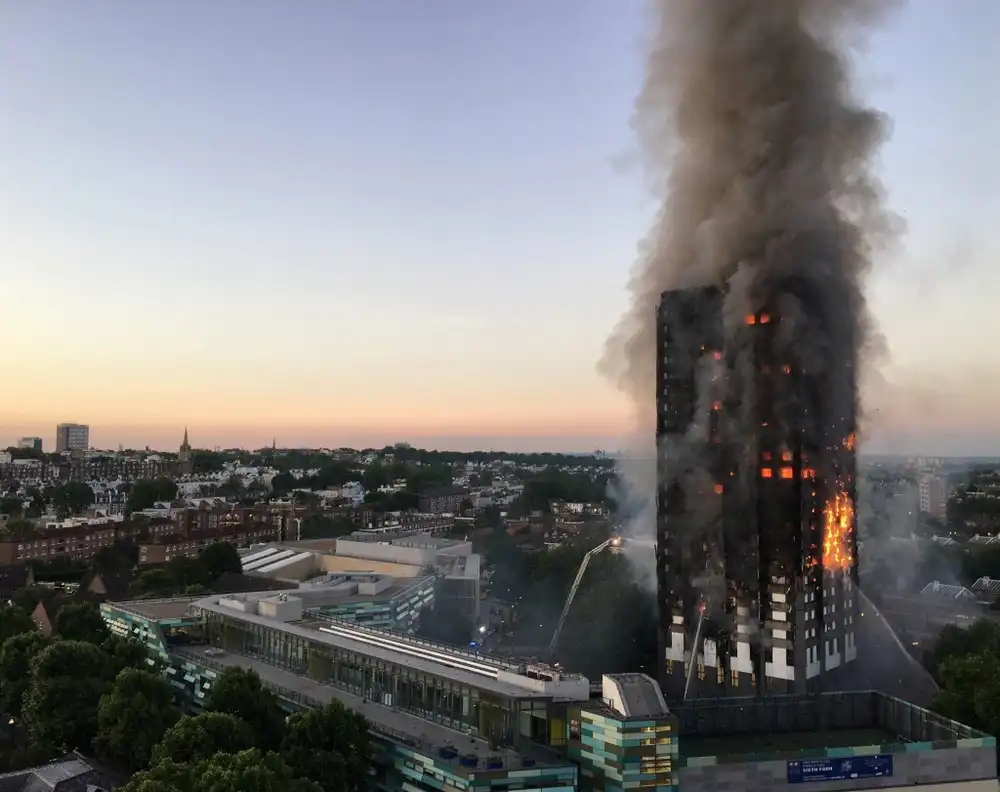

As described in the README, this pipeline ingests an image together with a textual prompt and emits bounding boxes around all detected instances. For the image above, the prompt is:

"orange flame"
[822,492,854,571]
[843,433,856,451]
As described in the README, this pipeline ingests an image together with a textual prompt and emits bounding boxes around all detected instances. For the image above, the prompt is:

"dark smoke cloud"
[602,0,899,407]
[602,0,903,602]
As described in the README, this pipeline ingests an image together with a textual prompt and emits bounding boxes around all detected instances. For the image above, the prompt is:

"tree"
[152,712,254,766]
[363,490,419,512]
[204,667,286,747]
[216,475,245,498]
[95,668,179,772]
[270,471,297,496]
[55,601,110,644]
[128,478,179,512]
[928,619,1000,677]
[22,640,112,752]
[933,651,1000,735]
[51,482,95,518]
[190,449,227,474]
[200,542,242,581]
[405,464,455,494]
[9,585,45,613]
[297,514,356,541]
[91,539,139,573]
[23,487,45,518]
[244,480,270,503]
[282,701,371,792]
[0,604,34,643]
[0,632,49,717]
[360,464,392,492]
[103,634,152,675]
[130,568,176,596]
[122,749,322,792]
[166,556,210,590]
[0,496,22,516]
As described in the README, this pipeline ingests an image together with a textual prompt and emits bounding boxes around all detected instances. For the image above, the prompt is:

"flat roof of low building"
[105,597,204,621]
[299,574,426,606]
[189,596,539,698]
[106,581,588,702]
[173,647,567,773]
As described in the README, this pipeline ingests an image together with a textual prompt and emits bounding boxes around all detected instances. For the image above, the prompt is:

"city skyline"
[2,0,998,455]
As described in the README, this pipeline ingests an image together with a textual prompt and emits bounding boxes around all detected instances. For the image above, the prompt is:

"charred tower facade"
[656,285,859,700]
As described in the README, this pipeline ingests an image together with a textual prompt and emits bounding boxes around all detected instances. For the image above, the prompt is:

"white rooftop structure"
[601,673,669,719]
[242,548,296,572]
[257,551,314,575]
[971,576,1000,597]
[920,581,977,601]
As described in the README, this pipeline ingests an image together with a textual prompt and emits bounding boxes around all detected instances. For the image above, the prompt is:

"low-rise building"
[99,590,997,792]
[137,522,282,566]
[0,752,120,790]
[0,519,158,566]
[419,487,470,515]
[266,533,482,622]
[567,674,678,792]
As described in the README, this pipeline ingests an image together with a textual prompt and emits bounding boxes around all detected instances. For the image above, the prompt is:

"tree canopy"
[0,604,34,643]
[1,627,374,787]
[50,482,95,518]
[55,601,111,644]
[204,667,287,748]
[121,749,323,792]
[128,478,180,512]
[128,542,243,598]
[281,701,371,792]
[22,640,113,753]
[929,619,1000,735]
[0,631,48,717]
[95,668,180,772]
[152,712,255,766]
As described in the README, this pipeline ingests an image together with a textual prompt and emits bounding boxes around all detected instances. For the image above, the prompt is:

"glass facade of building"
[307,576,434,632]
[567,706,678,792]
[372,741,577,792]
[101,600,582,792]
[100,602,216,703]
[200,607,534,745]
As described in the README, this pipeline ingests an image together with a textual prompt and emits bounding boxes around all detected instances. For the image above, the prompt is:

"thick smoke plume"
[603,0,900,581]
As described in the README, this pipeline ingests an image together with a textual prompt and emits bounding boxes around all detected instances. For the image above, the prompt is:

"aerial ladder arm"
[547,536,621,657]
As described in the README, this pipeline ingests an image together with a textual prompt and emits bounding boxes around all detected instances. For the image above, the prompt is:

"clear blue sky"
[1,0,997,454]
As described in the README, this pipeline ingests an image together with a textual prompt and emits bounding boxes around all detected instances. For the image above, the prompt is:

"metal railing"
[103,597,204,620]
[317,616,524,672]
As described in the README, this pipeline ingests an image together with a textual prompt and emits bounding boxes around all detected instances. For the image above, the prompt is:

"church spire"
[181,427,190,452]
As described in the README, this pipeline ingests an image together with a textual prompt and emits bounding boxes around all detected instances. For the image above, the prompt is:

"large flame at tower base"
[823,491,854,572]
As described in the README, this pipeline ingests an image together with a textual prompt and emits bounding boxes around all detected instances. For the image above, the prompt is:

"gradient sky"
[1,1,997,454]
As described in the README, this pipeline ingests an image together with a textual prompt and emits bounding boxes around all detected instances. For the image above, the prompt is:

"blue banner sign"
[787,754,893,784]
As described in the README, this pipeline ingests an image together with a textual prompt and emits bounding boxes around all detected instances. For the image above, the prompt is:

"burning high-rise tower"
[656,285,859,700]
